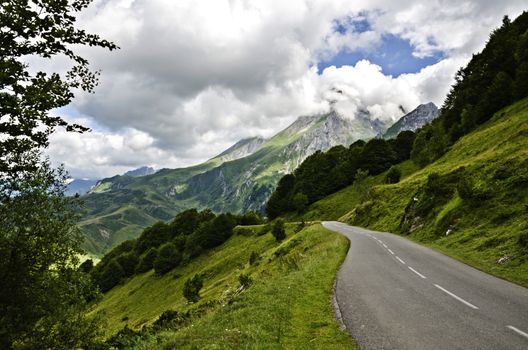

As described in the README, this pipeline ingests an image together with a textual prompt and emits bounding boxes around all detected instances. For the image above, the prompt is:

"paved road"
[323,221,528,350]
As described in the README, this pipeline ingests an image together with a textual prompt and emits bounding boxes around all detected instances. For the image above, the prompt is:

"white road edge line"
[388,249,394,255]
[408,266,427,279]
[507,325,528,340]
[382,243,388,248]
[396,256,406,264]
[434,284,479,310]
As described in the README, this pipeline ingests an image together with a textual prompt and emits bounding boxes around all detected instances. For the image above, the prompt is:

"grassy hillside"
[301,98,528,287]
[89,223,356,349]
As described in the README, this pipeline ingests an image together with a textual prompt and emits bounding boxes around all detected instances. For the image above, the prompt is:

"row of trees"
[265,131,416,218]
[89,209,263,292]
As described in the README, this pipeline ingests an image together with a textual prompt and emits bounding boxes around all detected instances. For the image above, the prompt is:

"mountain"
[382,102,439,139]
[124,166,156,177]
[210,137,266,163]
[79,109,389,255]
[65,179,98,196]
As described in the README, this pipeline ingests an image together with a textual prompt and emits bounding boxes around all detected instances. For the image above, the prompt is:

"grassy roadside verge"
[91,224,357,349]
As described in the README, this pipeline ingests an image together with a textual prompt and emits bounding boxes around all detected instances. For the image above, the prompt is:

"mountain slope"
[80,109,389,255]
[382,102,439,139]
[297,98,528,287]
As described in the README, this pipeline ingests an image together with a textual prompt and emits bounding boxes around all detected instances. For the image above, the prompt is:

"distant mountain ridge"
[124,166,156,177]
[79,108,394,255]
[382,102,439,139]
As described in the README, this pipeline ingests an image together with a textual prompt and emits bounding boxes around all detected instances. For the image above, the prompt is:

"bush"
[238,273,253,288]
[152,310,187,330]
[249,251,260,265]
[183,274,204,303]
[135,247,158,273]
[153,242,182,275]
[272,219,286,242]
[97,259,125,293]
[384,166,401,184]
[116,252,140,278]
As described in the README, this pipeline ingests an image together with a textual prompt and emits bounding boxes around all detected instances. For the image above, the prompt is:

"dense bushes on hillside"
[91,209,263,292]
[266,133,415,218]
[412,13,528,166]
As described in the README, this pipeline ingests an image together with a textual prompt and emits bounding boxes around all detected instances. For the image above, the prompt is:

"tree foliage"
[411,13,528,166]
[183,274,204,303]
[0,154,103,347]
[0,0,117,174]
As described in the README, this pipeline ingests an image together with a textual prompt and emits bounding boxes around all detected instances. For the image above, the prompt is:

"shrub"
[116,252,140,278]
[135,247,158,273]
[384,166,401,184]
[249,251,260,265]
[238,273,253,288]
[153,242,182,275]
[97,259,124,293]
[183,274,204,303]
[152,310,187,330]
[272,219,286,242]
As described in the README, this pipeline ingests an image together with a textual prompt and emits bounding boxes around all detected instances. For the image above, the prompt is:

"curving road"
[323,221,528,350]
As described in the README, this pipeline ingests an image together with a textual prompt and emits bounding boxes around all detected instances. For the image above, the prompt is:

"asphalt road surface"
[323,221,528,350]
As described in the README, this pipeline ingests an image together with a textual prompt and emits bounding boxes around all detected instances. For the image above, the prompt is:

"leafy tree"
[391,130,416,162]
[135,221,170,255]
[359,139,397,175]
[0,154,104,348]
[116,252,140,278]
[292,192,309,213]
[272,219,286,242]
[183,274,204,303]
[153,242,182,275]
[97,258,125,293]
[1,2,116,346]
[136,248,158,273]
[0,0,117,174]
[266,174,295,219]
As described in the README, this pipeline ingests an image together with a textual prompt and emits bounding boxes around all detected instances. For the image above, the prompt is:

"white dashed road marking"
[408,266,427,279]
[506,325,528,340]
[434,284,479,310]
[396,256,406,265]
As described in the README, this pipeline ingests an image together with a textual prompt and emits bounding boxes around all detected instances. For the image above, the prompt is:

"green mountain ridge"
[80,109,395,255]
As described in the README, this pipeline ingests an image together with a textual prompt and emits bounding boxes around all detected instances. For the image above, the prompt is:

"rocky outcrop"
[383,102,440,139]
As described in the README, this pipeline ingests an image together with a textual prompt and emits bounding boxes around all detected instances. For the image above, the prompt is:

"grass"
[329,98,528,287]
[90,224,356,349]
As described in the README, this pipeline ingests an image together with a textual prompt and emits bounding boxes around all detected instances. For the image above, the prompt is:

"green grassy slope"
[90,224,356,349]
[302,98,528,287]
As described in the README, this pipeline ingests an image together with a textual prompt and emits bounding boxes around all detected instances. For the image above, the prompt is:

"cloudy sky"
[44,0,527,179]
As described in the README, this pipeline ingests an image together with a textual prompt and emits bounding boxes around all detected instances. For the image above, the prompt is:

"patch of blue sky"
[319,33,445,77]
